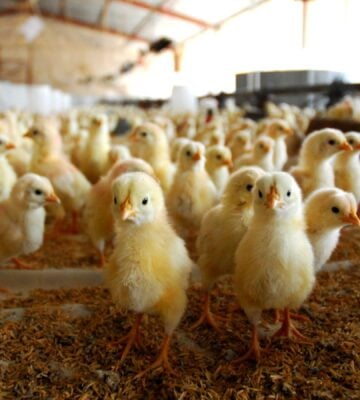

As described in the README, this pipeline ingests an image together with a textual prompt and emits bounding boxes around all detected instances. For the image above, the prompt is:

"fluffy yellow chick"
[25,125,91,233]
[0,135,17,201]
[235,136,275,172]
[266,119,293,171]
[0,173,60,268]
[334,131,360,204]
[205,145,233,195]
[167,141,218,241]
[234,172,314,360]
[80,114,111,183]
[291,128,351,198]
[227,129,253,160]
[193,166,264,330]
[84,158,155,266]
[305,188,360,272]
[105,172,192,377]
[129,122,175,193]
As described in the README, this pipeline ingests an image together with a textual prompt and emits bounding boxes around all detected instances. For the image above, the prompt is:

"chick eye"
[114,197,117,205]
[142,197,148,205]
[331,206,340,214]
[348,139,354,145]
[141,132,147,137]
[216,154,222,160]
[186,150,192,157]
[258,190,263,198]
[259,144,264,148]
[287,190,291,197]
[328,139,336,145]
[246,184,253,192]
[33,130,39,136]
[34,189,43,196]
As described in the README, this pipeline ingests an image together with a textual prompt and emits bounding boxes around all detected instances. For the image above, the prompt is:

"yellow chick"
[235,136,275,172]
[205,145,233,195]
[84,158,155,266]
[167,141,218,241]
[266,119,293,171]
[25,125,91,234]
[105,172,192,377]
[193,166,264,330]
[291,128,351,198]
[305,188,360,272]
[227,129,253,160]
[0,173,60,268]
[129,122,175,193]
[234,172,314,360]
[0,135,17,201]
[334,131,360,204]
[81,114,111,183]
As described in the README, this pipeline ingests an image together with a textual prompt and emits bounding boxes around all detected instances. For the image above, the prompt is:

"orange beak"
[339,142,352,151]
[46,193,61,204]
[284,127,294,136]
[92,119,101,127]
[223,159,233,169]
[262,144,270,153]
[129,132,139,142]
[120,196,136,220]
[342,212,360,226]
[356,144,360,150]
[266,185,280,209]
[23,131,32,139]
[193,151,201,161]
[5,143,15,150]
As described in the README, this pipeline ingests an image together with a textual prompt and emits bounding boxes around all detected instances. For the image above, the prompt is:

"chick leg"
[98,250,106,267]
[68,211,80,234]
[135,334,175,379]
[11,258,32,270]
[190,292,226,332]
[272,308,312,342]
[116,314,143,365]
[234,325,262,363]
[274,309,310,324]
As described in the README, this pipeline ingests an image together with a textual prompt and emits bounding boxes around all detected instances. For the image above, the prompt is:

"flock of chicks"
[0,104,359,379]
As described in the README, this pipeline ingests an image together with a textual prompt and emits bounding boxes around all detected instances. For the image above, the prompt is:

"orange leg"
[98,249,106,267]
[11,258,32,270]
[68,211,80,234]
[190,292,226,332]
[233,325,261,363]
[135,334,176,379]
[113,314,143,367]
[273,308,312,343]
[274,309,310,324]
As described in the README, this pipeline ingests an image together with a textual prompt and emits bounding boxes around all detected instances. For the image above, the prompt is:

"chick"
[0,173,60,267]
[267,119,293,171]
[235,136,275,172]
[170,137,191,163]
[81,114,111,183]
[105,172,192,377]
[193,167,264,330]
[84,158,155,266]
[0,135,17,201]
[290,128,351,198]
[167,141,217,241]
[305,188,360,272]
[205,145,233,195]
[129,123,175,193]
[25,125,91,234]
[234,172,314,360]
[227,129,253,160]
[334,131,360,204]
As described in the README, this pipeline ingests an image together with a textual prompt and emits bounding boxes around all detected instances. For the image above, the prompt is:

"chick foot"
[134,334,176,379]
[234,326,262,363]
[274,309,310,324]
[11,258,32,270]
[272,308,312,343]
[97,250,106,267]
[190,292,226,331]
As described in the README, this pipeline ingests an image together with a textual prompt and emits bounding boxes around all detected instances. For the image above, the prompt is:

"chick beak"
[92,119,101,127]
[285,127,294,136]
[223,159,233,169]
[193,151,202,161]
[262,144,270,153]
[342,212,360,226]
[120,196,136,220]
[339,142,352,151]
[356,143,360,150]
[5,143,15,150]
[129,132,139,142]
[23,131,32,139]
[266,186,280,209]
[46,193,61,204]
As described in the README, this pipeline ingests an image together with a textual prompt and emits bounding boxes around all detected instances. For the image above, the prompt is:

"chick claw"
[11,258,32,270]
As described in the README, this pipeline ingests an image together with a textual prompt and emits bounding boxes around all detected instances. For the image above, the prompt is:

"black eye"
[259,144,264,148]
[331,206,340,214]
[33,130,39,136]
[142,197,148,205]
[35,189,43,196]
[186,150,192,157]
[216,154,222,160]
[287,190,291,197]
[328,139,336,145]
[114,197,117,205]
[348,139,354,145]
[246,184,253,192]
[258,190,263,198]
[141,132,147,137]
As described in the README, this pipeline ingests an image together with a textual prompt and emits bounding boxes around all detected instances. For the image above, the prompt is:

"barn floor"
[0,227,359,399]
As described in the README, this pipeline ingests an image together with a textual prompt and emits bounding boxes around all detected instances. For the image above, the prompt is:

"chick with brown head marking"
[234,172,314,361]
[0,134,17,201]
[305,188,360,272]
[129,122,175,193]
[83,158,155,266]
[290,128,351,198]
[0,173,60,268]
[205,145,233,195]
[106,172,192,378]
[167,141,218,242]
[235,136,275,172]
[334,131,360,204]
[192,166,264,331]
